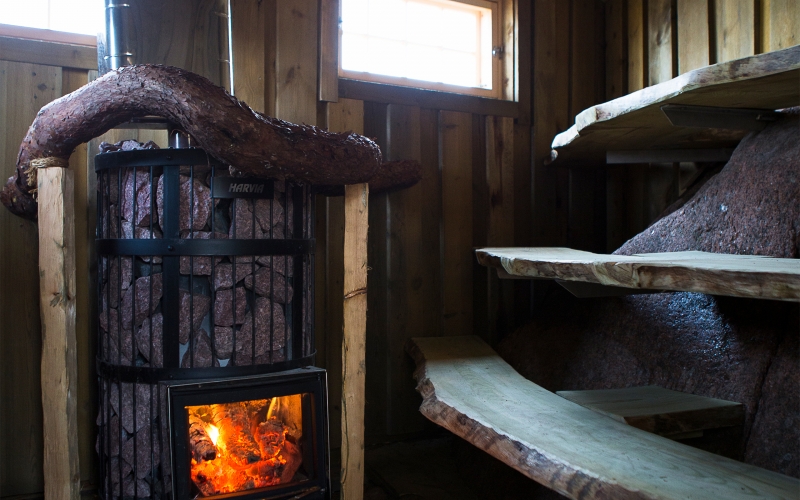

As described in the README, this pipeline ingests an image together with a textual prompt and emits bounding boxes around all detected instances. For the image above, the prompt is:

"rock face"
[497,116,800,477]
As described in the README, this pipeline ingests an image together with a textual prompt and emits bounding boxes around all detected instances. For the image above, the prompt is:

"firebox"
[166,369,329,499]
[94,142,329,499]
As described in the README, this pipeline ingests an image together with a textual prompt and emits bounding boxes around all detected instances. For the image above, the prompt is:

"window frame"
[337,0,505,100]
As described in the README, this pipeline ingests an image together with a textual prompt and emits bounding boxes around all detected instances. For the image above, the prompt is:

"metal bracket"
[661,104,779,131]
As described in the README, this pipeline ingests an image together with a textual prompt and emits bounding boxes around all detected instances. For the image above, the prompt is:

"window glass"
[0,0,103,36]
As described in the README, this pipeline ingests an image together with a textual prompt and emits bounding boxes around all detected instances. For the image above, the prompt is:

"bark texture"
[1,64,420,220]
[498,116,800,477]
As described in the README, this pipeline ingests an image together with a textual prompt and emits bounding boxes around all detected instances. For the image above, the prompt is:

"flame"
[207,424,219,446]
[187,395,304,496]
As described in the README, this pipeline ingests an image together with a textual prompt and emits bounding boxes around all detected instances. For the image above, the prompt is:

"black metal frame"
[166,368,330,500]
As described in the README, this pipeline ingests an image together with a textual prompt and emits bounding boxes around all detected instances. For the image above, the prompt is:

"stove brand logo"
[228,182,265,194]
[213,177,274,199]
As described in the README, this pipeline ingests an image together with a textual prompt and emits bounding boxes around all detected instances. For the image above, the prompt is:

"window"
[340,0,502,98]
[0,0,101,44]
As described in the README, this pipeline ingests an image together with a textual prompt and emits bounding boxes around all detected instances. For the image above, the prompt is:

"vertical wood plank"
[501,0,517,101]
[440,111,474,336]
[0,61,59,497]
[471,114,489,343]
[362,102,388,441]
[628,0,647,92]
[532,0,570,246]
[648,0,674,85]
[606,0,628,100]
[486,116,515,342]
[62,68,96,491]
[385,104,427,434]
[230,0,267,112]
[275,0,319,124]
[571,0,605,118]
[418,109,443,338]
[341,183,368,500]
[714,0,755,63]
[677,0,710,74]
[324,98,364,450]
[763,0,800,51]
[38,166,80,500]
[319,0,339,102]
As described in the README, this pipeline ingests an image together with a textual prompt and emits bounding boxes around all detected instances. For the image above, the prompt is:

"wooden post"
[37,166,80,500]
[341,183,368,500]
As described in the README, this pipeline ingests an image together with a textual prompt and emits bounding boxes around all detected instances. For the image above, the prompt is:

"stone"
[102,257,133,306]
[136,313,163,367]
[213,262,254,290]
[121,424,159,479]
[157,174,212,233]
[109,382,153,435]
[211,326,233,359]
[243,266,293,303]
[179,290,211,344]
[181,330,218,368]
[120,168,158,228]
[232,297,287,365]
[253,198,285,233]
[99,308,134,365]
[228,199,266,239]
[213,286,247,326]
[120,274,163,329]
[255,255,294,277]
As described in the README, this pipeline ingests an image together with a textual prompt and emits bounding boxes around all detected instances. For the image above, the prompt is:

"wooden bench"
[407,335,799,499]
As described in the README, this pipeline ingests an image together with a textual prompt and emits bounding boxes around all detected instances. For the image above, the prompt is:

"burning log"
[210,402,262,467]
[189,413,217,463]
[1,64,421,221]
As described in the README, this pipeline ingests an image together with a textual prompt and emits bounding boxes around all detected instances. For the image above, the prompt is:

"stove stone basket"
[94,146,329,499]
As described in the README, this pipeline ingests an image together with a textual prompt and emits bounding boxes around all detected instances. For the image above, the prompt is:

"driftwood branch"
[2,64,421,220]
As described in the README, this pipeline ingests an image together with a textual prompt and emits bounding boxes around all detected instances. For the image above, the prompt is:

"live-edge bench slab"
[475,248,800,301]
[407,335,799,499]
[549,45,800,165]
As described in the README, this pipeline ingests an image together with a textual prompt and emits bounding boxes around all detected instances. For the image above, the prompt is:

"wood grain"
[325,98,364,450]
[648,0,674,86]
[0,36,96,70]
[550,45,800,164]
[677,0,710,74]
[341,183,368,500]
[762,0,800,51]
[275,0,318,125]
[476,248,800,301]
[0,61,58,497]
[407,335,799,499]
[38,166,80,500]
[605,0,627,100]
[440,111,474,336]
[714,0,755,63]
[318,0,339,102]
[557,385,744,438]
[627,0,647,93]
[230,0,267,112]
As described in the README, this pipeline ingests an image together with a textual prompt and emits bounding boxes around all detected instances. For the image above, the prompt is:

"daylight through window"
[340,0,499,97]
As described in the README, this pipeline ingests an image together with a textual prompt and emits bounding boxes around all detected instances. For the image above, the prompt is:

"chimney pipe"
[104,0,134,69]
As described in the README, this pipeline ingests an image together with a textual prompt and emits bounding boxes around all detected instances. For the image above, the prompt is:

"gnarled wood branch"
[1,64,420,220]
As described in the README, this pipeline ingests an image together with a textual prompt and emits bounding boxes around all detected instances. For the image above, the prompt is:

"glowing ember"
[187,396,304,496]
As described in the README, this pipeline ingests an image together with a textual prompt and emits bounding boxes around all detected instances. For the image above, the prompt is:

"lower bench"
[406,335,798,499]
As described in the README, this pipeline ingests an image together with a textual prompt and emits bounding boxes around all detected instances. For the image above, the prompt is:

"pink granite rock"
[120,274,163,328]
[229,199,266,239]
[213,286,247,326]
[157,174,211,232]
[181,330,218,368]
[211,326,233,359]
[179,290,210,344]
[103,257,133,306]
[109,382,152,434]
[255,255,294,277]
[121,424,159,479]
[136,313,163,367]
[232,297,287,365]
[243,266,292,303]
[120,168,158,228]
[253,199,285,233]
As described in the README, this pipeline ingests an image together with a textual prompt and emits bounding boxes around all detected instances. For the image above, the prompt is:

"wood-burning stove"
[95,143,329,499]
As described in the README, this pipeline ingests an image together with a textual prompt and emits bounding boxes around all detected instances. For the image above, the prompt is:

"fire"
[187,396,304,496]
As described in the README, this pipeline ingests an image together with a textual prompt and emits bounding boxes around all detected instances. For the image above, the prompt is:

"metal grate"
[94,146,318,499]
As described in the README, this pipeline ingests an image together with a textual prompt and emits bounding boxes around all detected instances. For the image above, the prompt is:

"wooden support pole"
[341,183,369,500]
[37,166,80,500]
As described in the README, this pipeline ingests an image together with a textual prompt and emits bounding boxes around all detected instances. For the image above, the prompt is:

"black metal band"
[96,353,316,384]
[95,148,223,170]
[96,238,315,256]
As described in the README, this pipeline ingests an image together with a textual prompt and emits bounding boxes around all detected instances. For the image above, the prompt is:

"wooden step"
[406,335,799,500]
[475,247,800,301]
[549,45,800,165]
[556,386,743,440]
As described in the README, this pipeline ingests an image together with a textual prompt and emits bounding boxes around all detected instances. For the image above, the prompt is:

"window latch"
[492,46,505,57]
